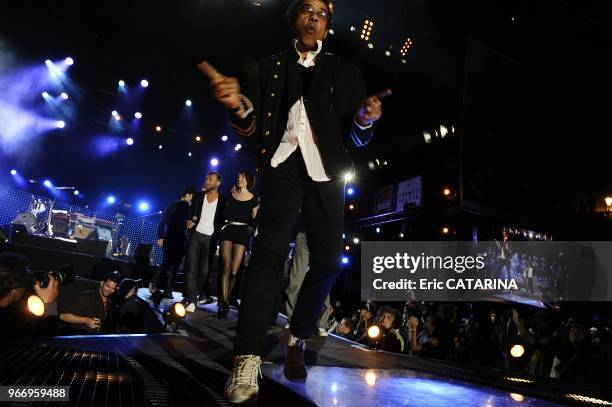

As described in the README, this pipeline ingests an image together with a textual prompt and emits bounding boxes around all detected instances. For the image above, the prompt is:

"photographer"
[358,306,403,353]
[59,271,119,334]
[0,252,60,341]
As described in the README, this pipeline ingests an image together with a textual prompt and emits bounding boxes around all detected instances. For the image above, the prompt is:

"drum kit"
[26,195,130,255]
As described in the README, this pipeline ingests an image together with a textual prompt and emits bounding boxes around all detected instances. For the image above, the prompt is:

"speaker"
[50,213,70,237]
[96,227,113,242]
[133,243,154,265]
[11,213,40,234]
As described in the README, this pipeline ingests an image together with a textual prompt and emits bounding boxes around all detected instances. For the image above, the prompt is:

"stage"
[15,288,607,406]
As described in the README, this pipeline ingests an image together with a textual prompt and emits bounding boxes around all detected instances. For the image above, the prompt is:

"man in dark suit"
[183,172,227,312]
[199,1,389,403]
[150,186,197,298]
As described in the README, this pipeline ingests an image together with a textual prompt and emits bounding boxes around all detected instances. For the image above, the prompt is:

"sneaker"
[317,327,328,337]
[185,303,196,313]
[280,330,307,382]
[148,283,157,294]
[197,296,215,305]
[224,355,262,405]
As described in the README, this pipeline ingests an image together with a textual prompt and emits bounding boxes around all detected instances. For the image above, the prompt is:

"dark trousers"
[234,151,344,356]
[152,241,185,293]
[184,231,212,303]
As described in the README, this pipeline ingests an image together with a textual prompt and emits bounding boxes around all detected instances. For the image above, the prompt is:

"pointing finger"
[197,61,224,83]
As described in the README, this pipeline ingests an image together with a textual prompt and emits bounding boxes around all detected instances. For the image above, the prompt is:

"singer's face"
[205,174,220,191]
[293,1,329,50]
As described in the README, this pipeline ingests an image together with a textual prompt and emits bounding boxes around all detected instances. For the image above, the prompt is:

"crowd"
[329,299,612,385]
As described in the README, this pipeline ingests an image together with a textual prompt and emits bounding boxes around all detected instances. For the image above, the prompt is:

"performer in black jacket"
[199,1,389,403]
[184,172,227,312]
[150,186,196,298]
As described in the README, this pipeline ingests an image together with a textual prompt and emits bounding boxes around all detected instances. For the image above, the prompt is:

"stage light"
[402,59,407,64]
[118,80,125,87]
[349,204,355,210]
[442,227,450,235]
[510,344,525,358]
[329,29,335,35]
[74,190,79,196]
[138,202,149,211]
[345,245,350,251]
[27,295,45,317]
[10,170,17,175]
[440,125,448,137]
[56,120,65,128]
[140,79,149,88]
[385,50,391,57]
[399,232,404,238]
[401,38,413,57]
[188,152,192,157]
[234,144,242,151]
[341,256,349,265]
[347,187,354,195]
[342,234,346,239]
[442,187,452,197]
[365,372,377,386]
[112,110,118,117]
[353,237,360,244]
[221,135,228,142]
[115,115,121,121]
[605,196,612,207]
[423,131,432,143]
[343,172,355,182]
[158,145,163,150]
[41,91,50,98]
[367,325,380,338]
[375,227,381,234]
[64,57,74,66]
[331,383,338,392]
[43,180,53,188]
[350,26,355,32]
[210,158,219,167]
[510,393,525,402]
[155,125,162,132]
[195,135,202,142]
[107,196,116,204]
[368,43,374,49]
[126,138,134,145]
[60,92,69,100]
[45,59,52,67]
[163,302,186,332]
[134,112,143,119]
[185,99,192,107]
[361,19,374,41]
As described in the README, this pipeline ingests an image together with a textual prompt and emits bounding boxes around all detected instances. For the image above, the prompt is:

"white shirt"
[270,40,330,181]
[195,195,218,236]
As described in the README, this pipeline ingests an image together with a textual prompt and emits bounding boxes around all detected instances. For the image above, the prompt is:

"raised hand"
[356,88,392,127]
[197,61,242,111]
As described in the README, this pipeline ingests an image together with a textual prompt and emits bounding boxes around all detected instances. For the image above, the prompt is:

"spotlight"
[195,135,202,142]
[10,170,17,176]
[402,59,407,64]
[442,227,450,235]
[342,234,346,239]
[367,325,380,339]
[349,204,355,210]
[60,92,69,100]
[134,112,143,119]
[442,187,452,197]
[510,344,525,358]
[210,158,219,167]
[234,144,242,151]
[368,43,374,49]
[155,125,162,132]
[43,180,53,188]
[423,131,432,143]
[118,80,125,87]
[353,237,360,244]
[361,19,374,41]
[384,50,391,57]
[138,202,149,211]
[140,79,149,88]
[341,256,349,265]
[350,26,355,32]
[126,138,134,146]
[107,196,116,204]
[115,115,121,121]
[188,152,192,157]
[73,190,79,196]
[399,232,404,238]
[440,125,448,137]
[27,295,45,317]
[158,145,163,150]
[64,57,74,66]
[56,121,65,129]
[221,135,228,142]
[185,99,192,107]
[112,110,118,117]
[401,38,413,57]
[163,302,186,332]
[347,187,354,195]
[343,172,355,182]
[345,245,350,251]
[375,227,381,234]
[45,59,52,66]
[41,91,50,98]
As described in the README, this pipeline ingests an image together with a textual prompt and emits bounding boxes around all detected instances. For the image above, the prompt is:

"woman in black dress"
[218,170,259,318]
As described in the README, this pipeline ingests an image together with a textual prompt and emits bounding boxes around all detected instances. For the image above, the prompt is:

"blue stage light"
[118,80,125,87]
[43,180,52,188]
[64,57,74,66]
[134,112,142,119]
[126,138,134,146]
[210,158,219,167]
[341,256,349,265]
[347,187,354,195]
[111,110,118,117]
[138,202,149,211]
[56,121,65,128]
[60,92,69,100]
[185,99,192,107]
[10,170,17,176]
[41,91,50,98]
[376,227,381,234]
[158,145,163,150]
[234,144,242,151]
[140,79,149,88]
[107,196,116,204]
[74,190,79,196]
[221,135,228,142]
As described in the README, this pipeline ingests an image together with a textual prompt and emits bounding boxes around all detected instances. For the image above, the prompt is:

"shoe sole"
[225,389,258,405]
[283,368,307,383]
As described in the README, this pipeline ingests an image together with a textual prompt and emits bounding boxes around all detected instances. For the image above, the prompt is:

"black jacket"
[230,46,375,178]
[187,192,227,240]
[156,200,190,242]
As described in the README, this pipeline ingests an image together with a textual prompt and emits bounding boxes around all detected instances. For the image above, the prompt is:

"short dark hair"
[102,271,121,285]
[0,253,32,300]
[240,170,256,190]
[208,171,222,183]
[182,186,197,197]
[286,0,334,30]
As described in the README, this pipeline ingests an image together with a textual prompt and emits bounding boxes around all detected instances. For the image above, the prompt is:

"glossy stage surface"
[262,364,561,407]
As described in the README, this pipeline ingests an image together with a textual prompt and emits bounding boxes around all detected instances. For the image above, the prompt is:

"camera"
[32,264,75,288]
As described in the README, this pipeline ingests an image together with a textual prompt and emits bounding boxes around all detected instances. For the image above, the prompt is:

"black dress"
[219,194,258,246]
